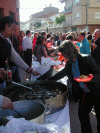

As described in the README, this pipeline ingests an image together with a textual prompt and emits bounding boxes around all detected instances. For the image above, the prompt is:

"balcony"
[62,21,72,27]
[63,6,72,14]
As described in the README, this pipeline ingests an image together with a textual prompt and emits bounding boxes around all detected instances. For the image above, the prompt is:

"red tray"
[74,74,93,82]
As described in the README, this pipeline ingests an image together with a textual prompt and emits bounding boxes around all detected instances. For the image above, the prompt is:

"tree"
[55,15,65,24]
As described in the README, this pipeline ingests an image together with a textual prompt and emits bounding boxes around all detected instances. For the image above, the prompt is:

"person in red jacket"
[32,32,39,53]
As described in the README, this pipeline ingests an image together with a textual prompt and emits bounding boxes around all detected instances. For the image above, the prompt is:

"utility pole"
[86,4,87,26]
[86,0,88,27]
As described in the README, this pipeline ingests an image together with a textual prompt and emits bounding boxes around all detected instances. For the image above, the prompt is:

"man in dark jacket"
[91,29,100,65]
[49,40,100,133]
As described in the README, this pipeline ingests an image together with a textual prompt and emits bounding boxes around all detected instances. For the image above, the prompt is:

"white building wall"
[49,13,62,23]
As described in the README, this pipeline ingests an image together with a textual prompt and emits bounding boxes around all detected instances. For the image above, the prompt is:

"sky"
[19,0,65,22]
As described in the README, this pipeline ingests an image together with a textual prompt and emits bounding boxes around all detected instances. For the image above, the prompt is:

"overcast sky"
[19,0,65,22]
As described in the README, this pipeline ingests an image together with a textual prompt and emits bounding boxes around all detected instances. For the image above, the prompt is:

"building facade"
[0,0,20,36]
[20,21,30,32]
[29,5,59,31]
[60,0,100,33]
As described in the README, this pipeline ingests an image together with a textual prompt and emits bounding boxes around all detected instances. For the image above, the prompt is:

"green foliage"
[55,15,65,24]
[34,22,41,28]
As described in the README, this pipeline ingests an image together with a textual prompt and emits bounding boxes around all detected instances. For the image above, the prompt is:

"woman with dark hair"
[34,36,49,63]
[49,40,100,133]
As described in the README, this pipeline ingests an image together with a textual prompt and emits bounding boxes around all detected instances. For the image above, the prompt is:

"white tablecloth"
[0,100,70,133]
[45,99,70,133]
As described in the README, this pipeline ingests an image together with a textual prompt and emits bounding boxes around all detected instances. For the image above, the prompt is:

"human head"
[34,32,39,38]
[87,34,92,40]
[87,31,90,34]
[43,37,47,45]
[26,30,31,37]
[70,32,78,41]
[47,33,51,39]
[66,35,73,41]
[78,31,86,42]
[20,31,24,37]
[50,35,55,42]
[58,40,78,60]
[94,29,100,41]
[41,31,46,37]
[36,35,45,45]
[62,33,66,41]
[58,35,62,41]
[0,16,18,38]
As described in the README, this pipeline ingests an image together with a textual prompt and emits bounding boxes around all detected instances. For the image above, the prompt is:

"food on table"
[55,65,60,69]
[6,84,64,101]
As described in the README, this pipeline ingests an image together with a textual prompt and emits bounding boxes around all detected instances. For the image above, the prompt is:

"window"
[95,12,100,19]
[75,13,79,20]
[75,0,79,5]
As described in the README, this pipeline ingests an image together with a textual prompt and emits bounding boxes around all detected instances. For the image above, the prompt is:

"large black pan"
[3,80,68,101]
[3,80,68,114]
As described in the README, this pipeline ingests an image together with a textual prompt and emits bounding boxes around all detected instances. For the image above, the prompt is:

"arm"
[48,68,67,81]
[48,62,70,81]
[0,95,13,110]
[10,45,29,71]
[85,56,100,82]
[10,44,40,75]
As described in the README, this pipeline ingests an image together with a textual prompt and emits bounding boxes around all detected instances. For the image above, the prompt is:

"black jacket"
[0,36,11,68]
[91,37,100,65]
[9,34,19,67]
[49,54,100,100]
[0,36,11,83]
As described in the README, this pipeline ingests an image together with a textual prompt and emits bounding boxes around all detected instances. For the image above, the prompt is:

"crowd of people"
[0,16,100,132]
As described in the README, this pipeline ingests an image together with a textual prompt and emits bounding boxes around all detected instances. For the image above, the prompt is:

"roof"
[31,6,59,18]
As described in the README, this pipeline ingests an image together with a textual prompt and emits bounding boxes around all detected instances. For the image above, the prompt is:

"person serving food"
[0,16,40,108]
[48,40,100,133]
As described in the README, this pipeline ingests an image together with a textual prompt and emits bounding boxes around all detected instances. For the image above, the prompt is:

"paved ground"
[19,68,97,133]
[69,101,97,133]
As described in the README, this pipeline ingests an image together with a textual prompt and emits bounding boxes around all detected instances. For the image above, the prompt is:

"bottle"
[4,60,8,81]
[4,59,12,82]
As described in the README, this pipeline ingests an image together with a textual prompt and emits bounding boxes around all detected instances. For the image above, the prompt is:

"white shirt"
[22,36,32,51]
